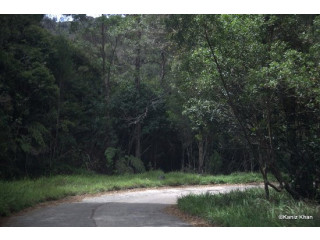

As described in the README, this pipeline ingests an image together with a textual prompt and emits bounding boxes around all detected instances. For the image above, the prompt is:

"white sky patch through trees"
[46,14,102,22]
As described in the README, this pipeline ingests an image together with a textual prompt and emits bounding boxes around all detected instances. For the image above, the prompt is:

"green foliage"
[0,15,60,177]
[104,147,119,171]
[207,150,223,174]
[168,14,320,200]
[114,157,134,175]
[104,146,146,174]
[128,155,146,173]
[1,14,319,204]
[114,155,146,175]
[178,188,320,227]
[0,15,106,178]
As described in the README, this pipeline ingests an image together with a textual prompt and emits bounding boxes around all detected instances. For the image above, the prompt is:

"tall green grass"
[178,188,320,227]
[0,171,264,217]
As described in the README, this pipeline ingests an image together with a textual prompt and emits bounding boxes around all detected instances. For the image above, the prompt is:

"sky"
[46,14,102,22]
[2,0,319,14]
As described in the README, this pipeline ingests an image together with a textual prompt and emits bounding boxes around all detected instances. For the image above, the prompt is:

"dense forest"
[0,14,319,201]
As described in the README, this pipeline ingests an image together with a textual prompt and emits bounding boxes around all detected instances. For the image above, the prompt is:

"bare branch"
[126,96,164,126]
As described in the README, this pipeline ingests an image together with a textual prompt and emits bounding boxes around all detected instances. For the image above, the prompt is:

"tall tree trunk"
[134,15,142,159]
[105,36,119,102]
[101,21,108,99]
[258,144,270,200]
[101,19,119,101]
[134,16,141,91]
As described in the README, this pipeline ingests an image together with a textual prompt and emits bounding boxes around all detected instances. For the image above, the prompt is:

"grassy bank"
[177,188,320,227]
[0,170,263,217]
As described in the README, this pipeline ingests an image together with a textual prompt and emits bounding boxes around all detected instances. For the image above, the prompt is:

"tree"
[167,14,320,200]
[0,15,58,177]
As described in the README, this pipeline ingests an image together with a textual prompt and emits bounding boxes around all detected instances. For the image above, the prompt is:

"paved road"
[3,184,259,227]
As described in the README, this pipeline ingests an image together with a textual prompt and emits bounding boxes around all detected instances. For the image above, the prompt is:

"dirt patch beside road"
[164,205,215,227]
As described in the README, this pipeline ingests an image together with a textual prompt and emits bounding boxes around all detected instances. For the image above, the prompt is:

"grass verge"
[0,170,264,217]
[177,188,320,227]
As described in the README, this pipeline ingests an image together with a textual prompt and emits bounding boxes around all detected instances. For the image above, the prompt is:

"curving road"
[2,184,260,227]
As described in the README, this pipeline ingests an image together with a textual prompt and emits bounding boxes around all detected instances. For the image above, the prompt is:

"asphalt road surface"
[3,184,259,227]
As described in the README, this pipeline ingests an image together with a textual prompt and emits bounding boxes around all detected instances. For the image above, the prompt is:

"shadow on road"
[2,202,190,227]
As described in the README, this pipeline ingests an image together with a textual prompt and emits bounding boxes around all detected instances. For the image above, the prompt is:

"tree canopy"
[0,14,319,201]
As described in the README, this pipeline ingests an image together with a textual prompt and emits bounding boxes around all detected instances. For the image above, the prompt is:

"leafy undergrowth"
[177,188,320,227]
[0,170,265,217]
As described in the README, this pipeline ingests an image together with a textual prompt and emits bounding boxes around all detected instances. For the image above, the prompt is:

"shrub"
[104,147,121,173]
[105,147,146,174]
[129,155,146,173]
[114,156,133,174]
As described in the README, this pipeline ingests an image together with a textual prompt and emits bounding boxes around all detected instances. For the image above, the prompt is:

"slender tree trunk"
[101,21,108,98]
[52,78,62,171]
[154,142,157,169]
[198,137,204,173]
[105,36,119,101]
[135,26,141,90]
[134,15,142,159]
[160,50,166,83]
[186,146,190,170]
[135,123,141,159]
[181,144,185,171]
[258,145,270,200]
[191,144,195,171]
[128,130,134,155]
